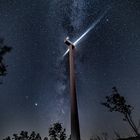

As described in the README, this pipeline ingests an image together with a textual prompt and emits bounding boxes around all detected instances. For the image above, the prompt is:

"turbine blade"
[73,9,109,46]
[63,48,70,57]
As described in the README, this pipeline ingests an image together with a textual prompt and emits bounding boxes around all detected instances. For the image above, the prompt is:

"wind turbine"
[64,37,80,140]
[64,9,109,140]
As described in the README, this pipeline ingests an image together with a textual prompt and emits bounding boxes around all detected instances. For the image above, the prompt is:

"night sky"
[0,0,140,140]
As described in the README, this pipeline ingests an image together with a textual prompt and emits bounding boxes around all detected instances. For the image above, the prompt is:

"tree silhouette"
[13,134,19,140]
[3,123,67,140]
[0,38,12,78]
[35,133,42,140]
[20,131,29,139]
[29,131,37,140]
[3,136,11,140]
[101,87,139,136]
[49,122,66,140]
[43,137,48,140]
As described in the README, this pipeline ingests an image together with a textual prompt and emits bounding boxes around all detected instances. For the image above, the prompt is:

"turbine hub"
[64,37,75,47]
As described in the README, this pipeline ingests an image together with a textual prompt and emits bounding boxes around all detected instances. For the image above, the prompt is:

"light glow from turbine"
[63,48,70,57]
[73,10,108,46]
[63,9,109,57]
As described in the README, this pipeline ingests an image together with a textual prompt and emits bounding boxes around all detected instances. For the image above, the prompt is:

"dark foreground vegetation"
[0,38,12,83]
[3,123,69,140]
[3,87,140,140]
[100,87,140,140]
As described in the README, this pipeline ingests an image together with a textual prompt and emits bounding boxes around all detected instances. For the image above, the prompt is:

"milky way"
[0,1,140,140]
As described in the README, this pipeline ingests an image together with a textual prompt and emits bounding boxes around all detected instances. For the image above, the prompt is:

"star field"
[0,0,140,140]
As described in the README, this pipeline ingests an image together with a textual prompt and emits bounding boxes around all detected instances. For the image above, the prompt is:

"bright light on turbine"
[73,9,108,46]
[63,48,70,57]
[63,8,109,57]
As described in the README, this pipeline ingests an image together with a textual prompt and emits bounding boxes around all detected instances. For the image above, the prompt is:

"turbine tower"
[63,8,109,140]
[64,37,81,140]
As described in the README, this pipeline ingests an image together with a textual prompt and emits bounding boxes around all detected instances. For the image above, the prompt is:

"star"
[34,103,38,107]
[106,18,109,22]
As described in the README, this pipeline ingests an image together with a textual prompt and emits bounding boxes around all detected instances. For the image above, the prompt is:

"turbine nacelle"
[64,37,75,47]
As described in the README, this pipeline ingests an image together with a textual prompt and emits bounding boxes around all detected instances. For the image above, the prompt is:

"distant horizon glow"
[63,9,109,57]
